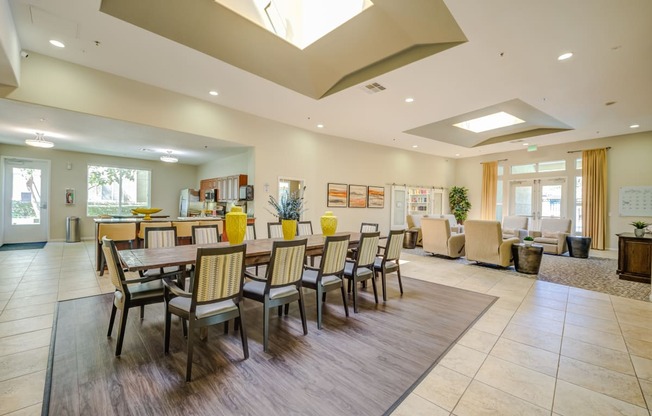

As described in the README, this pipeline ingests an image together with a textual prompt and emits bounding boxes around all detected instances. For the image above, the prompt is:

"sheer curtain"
[481,161,498,220]
[582,148,607,249]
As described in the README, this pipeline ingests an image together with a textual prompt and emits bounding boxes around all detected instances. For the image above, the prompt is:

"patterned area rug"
[404,247,651,302]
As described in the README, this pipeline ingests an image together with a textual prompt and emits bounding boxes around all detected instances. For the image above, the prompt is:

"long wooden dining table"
[118,232,362,272]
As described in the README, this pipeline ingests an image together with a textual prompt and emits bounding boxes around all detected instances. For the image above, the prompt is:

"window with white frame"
[87,165,151,216]
[496,165,503,221]
[538,160,566,172]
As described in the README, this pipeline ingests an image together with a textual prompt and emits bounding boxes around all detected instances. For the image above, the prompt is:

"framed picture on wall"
[348,185,367,208]
[367,186,385,208]
[65,188,75,205]
[327,183,348,207]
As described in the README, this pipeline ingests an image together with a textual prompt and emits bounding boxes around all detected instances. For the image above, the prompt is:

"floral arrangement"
[268,187,306,220]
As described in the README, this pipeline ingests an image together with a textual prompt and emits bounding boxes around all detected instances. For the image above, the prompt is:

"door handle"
[41,203,47,209]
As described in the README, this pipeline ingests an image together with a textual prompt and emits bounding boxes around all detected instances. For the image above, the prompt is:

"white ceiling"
[0,0,651,165]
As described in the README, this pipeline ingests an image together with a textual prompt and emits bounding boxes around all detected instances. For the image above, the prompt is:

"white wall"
[0,144,197,241]
[454,131,652,250]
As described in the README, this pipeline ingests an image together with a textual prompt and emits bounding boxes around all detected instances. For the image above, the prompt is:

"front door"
[390,185,407,230]
[509,178,566,230]
[2,157,50,243]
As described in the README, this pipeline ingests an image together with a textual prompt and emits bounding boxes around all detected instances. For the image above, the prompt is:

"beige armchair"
[464,220,519,267]
[421,218,465,258]
[406,214,428,246]
[502,216,529,241]
[441,214,463,234]
[529,218,572,254]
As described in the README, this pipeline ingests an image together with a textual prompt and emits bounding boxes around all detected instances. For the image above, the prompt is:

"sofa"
[528,218,572,254]
[421,218,465,258]
[502,215,529,241]
[464,220,519,267]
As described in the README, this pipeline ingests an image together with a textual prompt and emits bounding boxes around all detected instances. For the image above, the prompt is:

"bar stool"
[98,223,137,276]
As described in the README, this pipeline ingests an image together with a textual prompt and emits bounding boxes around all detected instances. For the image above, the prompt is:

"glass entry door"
[2,157,50,243]
[390,185,407,230]
[509,178,566,230]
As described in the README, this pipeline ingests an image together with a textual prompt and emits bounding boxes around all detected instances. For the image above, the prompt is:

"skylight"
[453,111,525,133]
[217,0,373,50]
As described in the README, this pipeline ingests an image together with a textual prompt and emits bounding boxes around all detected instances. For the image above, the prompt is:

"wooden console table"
[617,232,652,283]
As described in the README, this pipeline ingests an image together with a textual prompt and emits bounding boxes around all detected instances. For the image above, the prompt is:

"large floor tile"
[0,303,56,323]
[0,315,54,339]
[475,355,555,410]
[413,365,471,411]
[631,355,652,381]
[501,322,562,354]
[566,302,617,321]
[392,393,450,416]
[0,347,49,383]
[438,343,487,377]
[470,307,514,336]
[557,356,646,407]
[0,370,46,415]
[4,294,57,310]
[3,403,43,416]
[490,337,559,377]
[0,329,51,357]
[561,337,635,376]
[457,329,498,354]
[553,379,648,416]
[453,380,549,416]
[625,338,652,360]
[564,311,622,334]
[563,323,628,352]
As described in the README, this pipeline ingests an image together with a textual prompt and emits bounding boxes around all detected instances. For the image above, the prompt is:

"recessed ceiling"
[99,0,467,99]
[405,99,572,148]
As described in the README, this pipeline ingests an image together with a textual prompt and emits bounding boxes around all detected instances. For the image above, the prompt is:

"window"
[575,176,582,233]
[576,158,582,170]
[538,160,566,172]
[511,163,536,174]
[496,180,503,221]
[87,165,151,216]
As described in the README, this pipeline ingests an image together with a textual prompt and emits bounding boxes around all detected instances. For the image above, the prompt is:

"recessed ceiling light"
[454,111,525,133]
[455,153,460,157]
[49,40,65,48]
[209,90,219,96]
[405,98,414,103]
[412,145,418,148]
[558,52,573,61]
[630,124,640,129]
[317,124,324,128]
[522,143,529,146]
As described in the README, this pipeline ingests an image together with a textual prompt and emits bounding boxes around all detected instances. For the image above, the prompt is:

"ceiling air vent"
[361,82,386,94]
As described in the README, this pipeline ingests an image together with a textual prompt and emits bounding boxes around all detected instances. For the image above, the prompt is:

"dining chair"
[137,221,171,246]
[198,220,224,241]
[245,223,257,241]
[173,221,199,245]
[103,237,165,356]
[142,227,184,288]
[243,239,308,352]
[267,222,284,239]
[297,221,313,236]
[98,222,136,276]
[192,224,221,245]
[301,234,350,329]
[343,231,380,313]
[374,229,405,301]
[163,245,248,382]
[360,222,379,233]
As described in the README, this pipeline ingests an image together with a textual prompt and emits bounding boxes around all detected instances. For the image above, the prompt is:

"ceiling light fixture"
[558,52,573,61]
[49,40,65,48]
[25,132,54,148]
[317,124,324,128]
[412,145,418,148]
[209,90,219,96]
[454,111,525,133]
[160,151,178,163]
[630,124,640,129]
[405,98,414,103]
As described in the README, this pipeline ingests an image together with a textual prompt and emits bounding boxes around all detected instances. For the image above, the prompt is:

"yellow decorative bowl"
[131,208,162,220]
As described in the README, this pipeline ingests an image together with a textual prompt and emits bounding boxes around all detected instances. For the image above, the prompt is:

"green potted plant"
[268,187,306,240]
[523,236,534,247]
[449,186,472,224]
[630,220,650,238]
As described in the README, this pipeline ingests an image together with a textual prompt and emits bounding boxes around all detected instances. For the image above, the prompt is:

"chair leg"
[107,303,117,336]
[99,251,106,277]
[237,305,249,359]
[347,279,352,294]
[277,306,283,317]
[115,307,129,356]
[352,279,359,313]
[140,305,145,320]
[316,286,323,330]
[381,270,387,302]
[397,267,404,295]
[223,321,229,335]
[263,302,270,352]
[340,284,349,317]
[182,318,188,338]
[186,322,195,382]
[371,277,379,304]
[297,291,308,335]
[284,304,289,315]
[164,307,172,354]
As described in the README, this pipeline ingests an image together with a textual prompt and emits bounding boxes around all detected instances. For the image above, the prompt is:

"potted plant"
[630,220,650,238]
[523,236,534,247]
[268,187,306,240]
[449,186,472,224]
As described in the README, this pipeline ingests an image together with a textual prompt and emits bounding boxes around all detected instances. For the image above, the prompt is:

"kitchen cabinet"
[199,178,218,201]
[200,174,248,201]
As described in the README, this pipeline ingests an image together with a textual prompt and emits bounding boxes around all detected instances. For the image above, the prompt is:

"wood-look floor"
[46,277,496,416]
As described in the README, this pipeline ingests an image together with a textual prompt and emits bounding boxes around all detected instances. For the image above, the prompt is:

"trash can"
[403,230,418,249]
[66,216,80,243]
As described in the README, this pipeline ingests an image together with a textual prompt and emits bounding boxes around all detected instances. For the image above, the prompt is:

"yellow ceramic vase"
[320,211,338,236]
[281,219,297,240]
[225,206,247,245]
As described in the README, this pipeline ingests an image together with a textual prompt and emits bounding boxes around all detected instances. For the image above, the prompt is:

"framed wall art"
[327,183,348,207]
[367,186,385,208]
[348,185,367,208]
[65,188,75,205]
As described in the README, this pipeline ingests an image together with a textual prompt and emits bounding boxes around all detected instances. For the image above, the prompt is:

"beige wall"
[454,131,652,250]
[0,144,197,241]
[1,54,455,239]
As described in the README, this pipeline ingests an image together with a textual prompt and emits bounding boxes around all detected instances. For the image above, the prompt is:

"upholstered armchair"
[502,216,529,241]
[406,214,428,246]
[441,214,463,234]
[464,220,519,267]
[529,218,572,254]
[421,218,465,259]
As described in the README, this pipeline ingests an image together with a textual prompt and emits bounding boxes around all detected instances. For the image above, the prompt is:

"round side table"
[512,243,544,274]
[566,236,592,258]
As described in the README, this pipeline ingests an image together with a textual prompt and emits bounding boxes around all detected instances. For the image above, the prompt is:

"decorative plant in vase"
[523,236,534,247]
[268,187,306,240]
[630,220,650,238]
[449,186,472,224]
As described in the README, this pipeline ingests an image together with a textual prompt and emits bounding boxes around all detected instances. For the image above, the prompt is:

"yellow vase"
[281,219,297,240]
[320,211,338,236]
[225,206,247,245]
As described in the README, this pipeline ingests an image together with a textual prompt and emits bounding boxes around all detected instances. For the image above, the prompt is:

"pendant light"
[160,150,178,163]
[25,133,54,148]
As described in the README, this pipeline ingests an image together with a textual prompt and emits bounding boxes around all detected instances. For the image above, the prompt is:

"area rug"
[44,277,496,415]
[0,241,46,251]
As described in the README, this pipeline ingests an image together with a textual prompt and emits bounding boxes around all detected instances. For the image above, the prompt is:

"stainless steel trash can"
[403,230,417,249]
[66,216,80,242]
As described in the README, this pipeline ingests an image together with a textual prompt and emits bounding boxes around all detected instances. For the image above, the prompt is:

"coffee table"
[512,243,544,274]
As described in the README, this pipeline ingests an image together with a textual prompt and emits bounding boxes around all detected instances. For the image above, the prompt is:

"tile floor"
[0,242,650,415]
